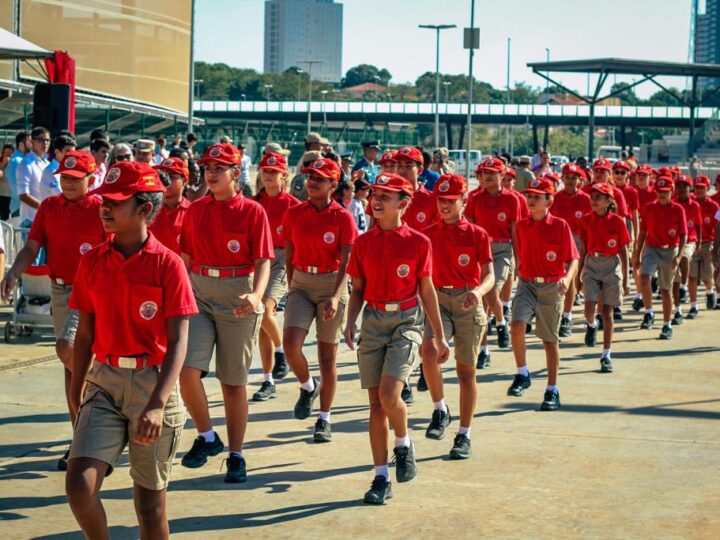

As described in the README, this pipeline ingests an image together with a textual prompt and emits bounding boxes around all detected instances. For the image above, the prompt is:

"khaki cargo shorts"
[690,242,714,283]
[641,246,678,291]
[185,273,263,386]
[424,288,487,365]
[674,242,697,283]
[70,361,186,491]
[490,242,513,289]
[284,270,348,344]
[263,248,288,305]
[50,282,79,344]
[511,278,563,343]
[357,304,423,389]
[581,255,624,307]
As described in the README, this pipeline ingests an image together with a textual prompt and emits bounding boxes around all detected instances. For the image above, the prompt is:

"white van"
[448,149,482,174]
[596,145,640,161]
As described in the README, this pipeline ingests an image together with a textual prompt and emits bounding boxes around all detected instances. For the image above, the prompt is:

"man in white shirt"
[238,143,252,184]
[40,134,76,200]
[90,138,110,190]
[16,126,50,227]
[154,135,169,164]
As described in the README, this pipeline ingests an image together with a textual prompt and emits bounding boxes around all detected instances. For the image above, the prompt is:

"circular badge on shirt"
[688,220,694,228]
[575,210,583,219]
[668,229,677,237]
[546,250,557,262]
[105,167,121,184]
[79,242,92,255]
[397,264,410,278]
[227,239,241,253]
[323,231,336,244]
[65,156,77,169]
[458,253,470,266]
[209,146,222,158]
[416,212,427,223]
[704,216,711,224]
[497,212,507,222]
[608,239,617,248]
[139,301,158,321]
[438,180,450,192]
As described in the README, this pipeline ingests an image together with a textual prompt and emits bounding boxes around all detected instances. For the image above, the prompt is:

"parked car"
[448,149,482,175]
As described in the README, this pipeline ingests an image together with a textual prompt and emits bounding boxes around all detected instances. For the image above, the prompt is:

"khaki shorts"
[70,361,185,491]
[357,305,423,389]
[50,282,79,344]
[690,242,714,283]
[581,255,623,307]
[185,273,263,386]
[511,278,563,343]
[263,248,288,305]
[490,242,513,289]
[423,288,487,365]
[284,270,348,344]
[641,246,678,291]
[673,242,697,283]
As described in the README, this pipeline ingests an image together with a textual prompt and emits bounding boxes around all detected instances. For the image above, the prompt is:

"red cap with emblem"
[155,157,189,178]
[592,158,612,171]
[562,162,582,176]
[589,183,615,198]
[675,174,692,186]
[504,167,516,179]
[657,166,673,178]
[634,163,652,175]
[56,150,97,178]
[694,174,710,188]
[395,146,424,167]
[96,162,165,201]
[259,152,287,172]
[612,160,631,171]
[301,157,342,180]
[197,143,241,166]
[542,171,560,184]
[378,150,397,164]
[372,172,415,197]
[654,176,674,192]
[477,157,505,173]
[523,176,556,195]
[433,173,467,199]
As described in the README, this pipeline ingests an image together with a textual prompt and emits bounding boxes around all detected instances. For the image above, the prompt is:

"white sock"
[200,430,216,443]
[664,321,671,327]
[496,319,507,326]
[481,345,490,354]
[434,399,448,413]
[645,309,654,315]
[691,302,698,309]
[318,410,331,422]
[681,284,687,291]
[563,312,572,319]
[374,464,389,479]
[502,301,510,308]
[394,435,410,448]
[635,294,642,299]
[675,307,682,315]
[263,372,274,384]
[276,345,284,353]
[586,319,598,328]
[458,426,471,438]
[301,378,315,392]
[602,348,611,358]
[230,450,243,459]
[518,365,529,377]
[546,384,558,393]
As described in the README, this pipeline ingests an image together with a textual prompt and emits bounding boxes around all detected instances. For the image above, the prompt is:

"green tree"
[341,64,392,88]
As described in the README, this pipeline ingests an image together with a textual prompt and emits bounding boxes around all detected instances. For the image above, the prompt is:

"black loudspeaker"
[32,83,71,135]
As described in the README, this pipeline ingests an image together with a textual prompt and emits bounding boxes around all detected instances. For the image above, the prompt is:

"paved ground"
[0,297,719,539]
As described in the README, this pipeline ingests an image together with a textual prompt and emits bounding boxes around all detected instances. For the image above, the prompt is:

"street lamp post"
[443,80,451,104]
[321,89,328,125]
[296,69,304,101]
[298,60,323,133]
[264,84,273,101]
[419,24,457,149]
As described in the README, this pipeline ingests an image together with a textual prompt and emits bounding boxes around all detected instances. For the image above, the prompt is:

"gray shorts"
[581,255,623,307]
[641,246,678,291]
[50,282,79,344]
[690,242,714,283]
[284,270,348,344]
[511,278,563,343]
[490,242,513,289]
[673,242,697,283]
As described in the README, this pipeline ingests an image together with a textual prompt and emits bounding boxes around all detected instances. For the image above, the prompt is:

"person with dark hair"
[186,132,198,153]
[168,146,190,162]
[333,179,353,208]
[151,158,190,255]
[90,138,111,189]
[4,131,31,222]
[154,135,169,164]
[419,150,441,190]
[0,144,15,219]
[351,141,379,184]
[40,134,77,199]
[16,126,50,227]
[184,159,206,202]
[89,128,108,142]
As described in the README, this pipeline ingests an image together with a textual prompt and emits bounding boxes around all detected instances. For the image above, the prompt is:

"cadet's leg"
[420,338,444,403]
[134,485,169,540]
[179,367,212,433]
[283,327,311,383]
[543,341,560,387]
[456,362,477,429]
[510,320,527,368]
[367,387,389,466]
[378,376,409,439]
[601,303,614,349]
[66,457,111,539]
[317,341,338,412]
[221,383,248,452]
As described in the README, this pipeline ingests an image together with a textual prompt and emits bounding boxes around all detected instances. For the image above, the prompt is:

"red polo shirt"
[423,218,492,288]
[27,193,105,285]
[257,190,300,249]
[347,223,432,303]
[579,211,631,256]
[511,189,531,219]
[404,185,439,231]
[550,189,592,235]
[516,213,579,280]
[676,198,702,243]
[69,233,198,364]
[181,192,274,267]
[283,199,357,270]
[640,201,687,248]
[696,197,720,242]
[150,198,190,255]
[636,187,657,212]
[465,188,520,242]
[710,191,720,206]
[616,184,639,216]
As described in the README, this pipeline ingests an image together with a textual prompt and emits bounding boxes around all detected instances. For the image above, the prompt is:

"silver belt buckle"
[207,268,220,278]
[55,278,65,285]
[308,266,318,274]
[536,277,546,283]
[118,357,137,369]
[385,303,400,312]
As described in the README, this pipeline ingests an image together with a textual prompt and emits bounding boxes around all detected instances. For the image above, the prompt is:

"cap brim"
[301,167,335,178]
[434,193,463,199]
[372,185,413,195]
[197,157,235,165]
[522,188,549,195]
[57,169,91,178]
[96,189,135,201]
[480,167,503,173]
[592,166,611,171]
[260,165,287,172]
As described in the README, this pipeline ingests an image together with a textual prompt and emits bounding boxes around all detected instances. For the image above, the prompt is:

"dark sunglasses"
[612,170,627,175]
[33,137,51,143]
[115,154,132,161]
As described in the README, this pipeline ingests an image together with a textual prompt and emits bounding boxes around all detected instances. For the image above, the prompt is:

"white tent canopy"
[0,26,52,60]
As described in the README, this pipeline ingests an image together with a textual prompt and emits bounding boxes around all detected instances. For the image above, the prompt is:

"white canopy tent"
[0,26,52,60]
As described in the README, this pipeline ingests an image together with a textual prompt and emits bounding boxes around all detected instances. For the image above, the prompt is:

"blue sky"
[195,0,694,98]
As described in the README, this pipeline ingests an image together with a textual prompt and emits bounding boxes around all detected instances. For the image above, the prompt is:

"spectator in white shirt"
[16,126,50,227]
[89,138,110,190]
[154,134,170,164]
[40,134,76,200]
[238,143,251,184]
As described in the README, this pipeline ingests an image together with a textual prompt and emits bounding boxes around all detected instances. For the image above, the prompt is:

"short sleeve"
[26,200,47,244]
[677,206,688,235]
[618,215,632,247]
[417,236,432,278]
[251,205,275,260]
[346,237,364,279]
[562,221,580,261]
[68,255,94,313]
[339,208,358,247]
[160,253,198,318]
[476,228,493,264]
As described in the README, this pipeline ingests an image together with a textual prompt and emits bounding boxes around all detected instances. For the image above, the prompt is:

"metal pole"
[187,0,196,133]
[435,28,441,148]
[506,37,511,152]
[307,64,312,133]
[688,75,698,160]
[465,2,475,179]
[588,102,595,159]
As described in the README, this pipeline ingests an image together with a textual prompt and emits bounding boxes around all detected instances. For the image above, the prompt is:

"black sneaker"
[401,383,414,404]
[600,356,613,373]
[596,314,604,330]
[363,475,393,504]
[686,306,699,320]
[613,307,623,321]
[393,444,417,483]
[679,287,688,303]
[425,407,452,440]
[640,312,655,329]
[540,389,561,411]
[632,297,644,311]
[659,324,673,340]
[574,293,583,306]
[272,351,289,380]
[584,323,598,347]
[294,379,320,420]
[559,316,572,338]
[507,373,531,397]
[449,433,472,460]
[487,315,496,336]
[671,310,683,326]
[503,305,510,319]
[224,454,247,483]
[252,381,277,402]
[57,447,70,471]
[496,323,510,348]
[707,292,717,310]
[651,276,658,293]
[313,418,332,443]
[416,364,428,392]
[182,433,225,468]
[476,349,490,369]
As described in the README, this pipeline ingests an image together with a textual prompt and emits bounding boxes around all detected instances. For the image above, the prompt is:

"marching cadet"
[178,143,273,483]
[1,150,104,470]
[282,157,357,443]
[507,177,579,411]
[633,176,687,340]
[499,167,529,323]
[630,164,658,310]
[578,184,631,373]
[671,175,702,324]
[612,160,640,319]
[378,150,397,174]
[251,152,300,401]
[420,174,495,458]
[65,161,197,539]
[687,175,719,316]
[151,157,190,254]
[343,172,449,505]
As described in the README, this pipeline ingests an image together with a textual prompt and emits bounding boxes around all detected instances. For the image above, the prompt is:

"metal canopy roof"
[0,27,52,60]
[527,58,720,78]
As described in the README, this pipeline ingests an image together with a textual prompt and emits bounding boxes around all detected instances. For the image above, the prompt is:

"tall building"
[264,0,343,83]
[694,0,720,88]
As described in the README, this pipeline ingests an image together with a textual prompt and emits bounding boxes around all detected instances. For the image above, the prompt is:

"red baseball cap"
[694,175,710,188]
[589,183,615,198]
[259,152,287,172]
[155,157,189,179]
[378,150,397,164]
[198,143,242,166]
[592,158,612,171]
[504,167,516,179]
[657,166,673,178]
[301,157,342,181]
[635,163,652,175]
[612,160,631,171]
[670,165,681,174]
[654,176,674,192]
[477,157,505,173]
[373,172,414,197]
[56,150,97,178]
[433,174,468,199]
[395,146,424,166]
[543,171,560,184]
[675,174,692,186]
[96,162,165,201]
[562,162,582,176]
[523,176,556,195]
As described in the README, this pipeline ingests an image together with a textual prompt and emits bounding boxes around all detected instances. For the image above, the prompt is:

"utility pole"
[419,24,457,148]
[187,0,196,133]
[464,2,479,179]
[298,60,323,134]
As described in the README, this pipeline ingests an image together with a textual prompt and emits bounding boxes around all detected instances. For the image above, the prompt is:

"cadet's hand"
[351,169,366,181]
[435,337,451,365]
[343,323,357,350]
[322,296,340,321]
[631,252,640,268]
[462,290,481,311]
[134,406,163,446]
[1,271,17,302]
[234,292,260,317]
[672,255,682,269]
[623,280,630,296]
[557,276,570,297]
